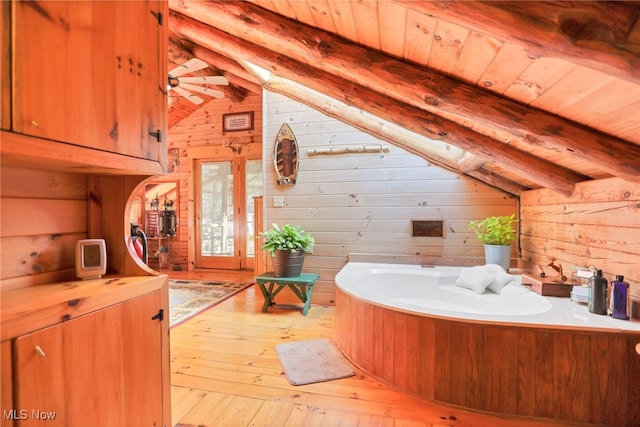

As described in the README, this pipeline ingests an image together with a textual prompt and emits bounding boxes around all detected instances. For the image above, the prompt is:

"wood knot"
[238,13,258,25]
[424,96,441,106]
[560,16,614,43]
[109,122,119,140]
[317,40,331,57]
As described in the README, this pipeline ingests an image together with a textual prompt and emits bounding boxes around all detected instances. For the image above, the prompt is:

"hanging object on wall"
[274,123,299,186]
[307,144,389,156]
[223,136,253,154]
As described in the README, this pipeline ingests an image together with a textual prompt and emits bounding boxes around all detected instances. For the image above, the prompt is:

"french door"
[195,157,262,270]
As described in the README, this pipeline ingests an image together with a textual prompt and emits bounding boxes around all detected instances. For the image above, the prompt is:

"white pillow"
[483,264,505,273]
[455,266,495,294]
[486,271,516,294]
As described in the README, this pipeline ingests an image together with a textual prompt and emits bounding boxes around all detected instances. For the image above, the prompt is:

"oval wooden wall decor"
[273,123,299,186]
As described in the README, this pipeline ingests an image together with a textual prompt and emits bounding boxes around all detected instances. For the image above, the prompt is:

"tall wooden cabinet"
[0,0,170,425]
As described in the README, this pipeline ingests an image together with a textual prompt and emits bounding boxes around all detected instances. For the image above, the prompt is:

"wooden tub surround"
[335,288,640,426]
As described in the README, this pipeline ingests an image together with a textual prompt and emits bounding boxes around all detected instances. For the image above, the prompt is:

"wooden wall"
[521,178,640,304]
[0,167,88,290]
[262,91,517,305]
[164,93,263,271]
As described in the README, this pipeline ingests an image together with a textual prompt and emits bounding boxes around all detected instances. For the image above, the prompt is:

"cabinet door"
[13,324,67,426]
[13,0,165,162]
[13,290,165,426]
[1,340,14,427]
[61,302,126,427]
[62,289,165,427]
[119,289,164,426]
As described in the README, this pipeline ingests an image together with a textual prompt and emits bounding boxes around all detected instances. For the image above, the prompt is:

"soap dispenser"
[588,270,607,315]
[611,275,629,320]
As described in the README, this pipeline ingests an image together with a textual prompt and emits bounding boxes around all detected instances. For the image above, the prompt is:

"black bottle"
[588,270,607,315]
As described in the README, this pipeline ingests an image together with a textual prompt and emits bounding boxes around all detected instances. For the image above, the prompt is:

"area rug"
[275,338,356,385]
[169,280,253,328]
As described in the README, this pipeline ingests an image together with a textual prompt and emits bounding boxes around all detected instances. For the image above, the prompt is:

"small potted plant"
[259,223,315,277]
[468,214,517,269]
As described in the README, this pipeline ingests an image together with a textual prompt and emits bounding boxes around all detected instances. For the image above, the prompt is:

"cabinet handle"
[149,129,162,142]
[636,343,640,356]
[34,345,46,357]
[150,10,163,25]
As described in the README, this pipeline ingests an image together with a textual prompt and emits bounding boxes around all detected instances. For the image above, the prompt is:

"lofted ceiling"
[167,0,640,197]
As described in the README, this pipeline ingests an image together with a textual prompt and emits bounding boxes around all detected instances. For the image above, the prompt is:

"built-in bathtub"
[335,262,640,426]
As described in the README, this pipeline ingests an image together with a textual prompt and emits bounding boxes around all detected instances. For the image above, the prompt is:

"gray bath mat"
[275,338,356,386]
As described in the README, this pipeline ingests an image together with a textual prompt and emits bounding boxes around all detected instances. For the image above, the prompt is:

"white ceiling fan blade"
[171,86,204,105]
[179,82,225,98]
[178,76,229,85]
[169,58,209,77]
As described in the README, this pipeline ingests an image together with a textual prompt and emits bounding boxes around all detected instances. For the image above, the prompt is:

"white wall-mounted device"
[75,239,107,280]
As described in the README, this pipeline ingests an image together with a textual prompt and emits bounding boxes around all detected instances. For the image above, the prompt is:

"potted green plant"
[468,214,517,269]
[259,223,315,277]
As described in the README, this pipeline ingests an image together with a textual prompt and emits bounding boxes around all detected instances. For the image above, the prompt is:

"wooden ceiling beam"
[457,152,487,173]
[169,0,640,184]
[465,168,529,197]
[170,10,585,196]
[401,1,640,84]
[261,74,529,196]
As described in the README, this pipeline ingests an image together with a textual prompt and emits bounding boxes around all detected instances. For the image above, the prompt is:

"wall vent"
[412,220,445,238]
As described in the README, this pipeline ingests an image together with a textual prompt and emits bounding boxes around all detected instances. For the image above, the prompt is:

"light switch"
[273,196,284,207]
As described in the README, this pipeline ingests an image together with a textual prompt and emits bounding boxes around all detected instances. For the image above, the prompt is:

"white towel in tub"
[455,264,518,294]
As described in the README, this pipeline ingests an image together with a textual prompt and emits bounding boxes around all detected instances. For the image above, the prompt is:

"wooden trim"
[253,196,265,275]
[1,275,167,341]
[1,131,165,176]
[0,1,11,132]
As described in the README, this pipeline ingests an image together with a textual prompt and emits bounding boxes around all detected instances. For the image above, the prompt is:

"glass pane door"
[195,158,262,270]
[196,160,239,269]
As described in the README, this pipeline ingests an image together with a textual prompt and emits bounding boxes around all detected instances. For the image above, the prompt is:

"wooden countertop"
[1,274,168,341]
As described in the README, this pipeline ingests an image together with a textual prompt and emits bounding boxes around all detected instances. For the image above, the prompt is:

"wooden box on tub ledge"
[522,273,573,297]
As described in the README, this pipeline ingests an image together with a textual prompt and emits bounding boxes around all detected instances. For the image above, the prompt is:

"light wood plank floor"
[169,270,575,427]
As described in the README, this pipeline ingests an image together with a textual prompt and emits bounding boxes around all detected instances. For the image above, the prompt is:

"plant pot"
[272,249,306,277]
[484,244,511,270]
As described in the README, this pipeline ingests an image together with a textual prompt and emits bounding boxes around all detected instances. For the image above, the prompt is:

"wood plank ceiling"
[167,0,640,196]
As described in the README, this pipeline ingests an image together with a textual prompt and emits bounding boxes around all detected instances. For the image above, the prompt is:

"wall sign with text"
[223,112,254,132]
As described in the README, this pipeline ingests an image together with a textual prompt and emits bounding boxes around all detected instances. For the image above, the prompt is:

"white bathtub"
[335,262,640,424]
[335,262,640,331]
